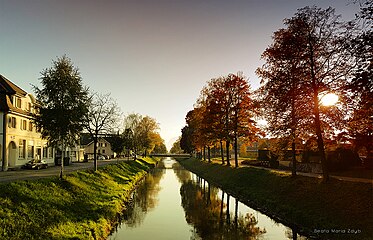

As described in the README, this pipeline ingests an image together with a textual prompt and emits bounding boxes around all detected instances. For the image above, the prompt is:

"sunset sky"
[0,0,359,149]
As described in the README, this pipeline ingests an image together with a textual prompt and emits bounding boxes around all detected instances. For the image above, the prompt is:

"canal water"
[108,158,309,240]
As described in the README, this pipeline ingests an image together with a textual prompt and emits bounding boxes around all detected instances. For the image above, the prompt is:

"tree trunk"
[309,36,329,182]
[203,146,206,161]
[93,138,98,171]
[234,135,238,168]
[59,140,64,180]
[207,146,211,163]
[315,112,329,181]
[226,140,230,166]
[291,141,297,177]
[291,80,297,177]
[220,140,225,164]
[311,80,329,181]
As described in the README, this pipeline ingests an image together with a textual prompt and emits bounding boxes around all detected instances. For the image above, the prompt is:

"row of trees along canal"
[179,4,372,182]
[33,55,167,179]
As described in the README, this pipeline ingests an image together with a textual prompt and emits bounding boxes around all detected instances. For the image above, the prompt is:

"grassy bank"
[177,157,373,240]
[0,157,158,240]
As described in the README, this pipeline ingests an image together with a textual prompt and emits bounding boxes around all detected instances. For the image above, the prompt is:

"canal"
[109,158,309,239]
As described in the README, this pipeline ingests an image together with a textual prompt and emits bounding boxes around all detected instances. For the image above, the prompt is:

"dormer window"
[16,97,22,108]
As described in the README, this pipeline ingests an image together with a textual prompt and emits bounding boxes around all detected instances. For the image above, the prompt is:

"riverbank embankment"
[0,157,158,240]
[176,157,373,240]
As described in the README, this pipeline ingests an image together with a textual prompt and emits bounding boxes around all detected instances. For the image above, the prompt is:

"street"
[0,159,132,183]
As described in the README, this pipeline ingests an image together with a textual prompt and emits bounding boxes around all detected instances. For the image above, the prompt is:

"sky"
[0,0,360,150]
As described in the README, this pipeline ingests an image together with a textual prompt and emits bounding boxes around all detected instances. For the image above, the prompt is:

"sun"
[320,93,339,106]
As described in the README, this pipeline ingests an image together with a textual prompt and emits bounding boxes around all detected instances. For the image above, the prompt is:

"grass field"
[0,157,158,240]
[177,157,373,240]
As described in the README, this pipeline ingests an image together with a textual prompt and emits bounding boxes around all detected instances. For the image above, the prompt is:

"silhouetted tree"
[257,18,313,176]
[347,0,373,160]
[180,125,194,154]
[262,7,356,181]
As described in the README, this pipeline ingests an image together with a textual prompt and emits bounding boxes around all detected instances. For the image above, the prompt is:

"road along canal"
[108,157,308,239]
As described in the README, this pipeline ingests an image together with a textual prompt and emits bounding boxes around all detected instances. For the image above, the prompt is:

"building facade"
[0,74,79,170]
[80,135,115,160]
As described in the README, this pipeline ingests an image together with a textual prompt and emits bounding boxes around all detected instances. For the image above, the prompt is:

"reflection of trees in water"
[180,180,265,240]
[123,167,165,227]
[173,165,192,183]
[285,228,308,240]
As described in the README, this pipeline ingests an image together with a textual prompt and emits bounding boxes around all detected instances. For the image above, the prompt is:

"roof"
[80,133,112,147]
[0,74,27,96]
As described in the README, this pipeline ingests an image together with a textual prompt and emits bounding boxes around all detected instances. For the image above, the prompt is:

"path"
[0,159,130,183]
[210,158,373,184]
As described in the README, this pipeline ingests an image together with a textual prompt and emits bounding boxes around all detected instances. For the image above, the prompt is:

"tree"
[123,113,142,156]
[170,137,183,154]
[203,77,228,164]
[122,128,134,159]
[180,125,194,154]
[205,74,259,167]
[83,93,120,171]
[149,132,167,154]
[109,133,125,157]
[123,113,160,157]
[227,73,260,167]
[261,7,356,181]
[347,0,373,161]
[257,19,313,176]
[33,55,88,179]
[205,77,234,165]
[137,116,159,156]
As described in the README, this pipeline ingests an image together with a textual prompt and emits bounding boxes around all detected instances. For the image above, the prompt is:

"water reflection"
[180,179,265,240]
[109,158,309,240]
[119,163,165,227]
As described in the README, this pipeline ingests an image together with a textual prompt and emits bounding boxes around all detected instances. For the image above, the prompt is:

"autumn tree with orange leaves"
[257,6,357,181]
[181,73,260,168]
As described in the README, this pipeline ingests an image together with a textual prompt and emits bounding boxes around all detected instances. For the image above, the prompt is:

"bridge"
[149,153,192,158]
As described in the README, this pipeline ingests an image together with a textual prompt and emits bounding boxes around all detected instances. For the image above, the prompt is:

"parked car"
[97,155,105,160]
[22,159,48,170]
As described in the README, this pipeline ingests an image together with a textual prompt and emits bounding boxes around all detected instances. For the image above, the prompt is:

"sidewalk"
[0,158,131,183]
[210,158,373,184]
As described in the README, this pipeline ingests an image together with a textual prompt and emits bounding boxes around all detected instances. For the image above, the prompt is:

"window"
[21,120,27,130]
[19,140,25,159]
[16,98,21,108]
[43,145,48,159]
[28,141,34,159]
[102,149,106,154]
[27,103,32,112]
[8,117,16,128]
[29,122,33,131]
[48,147,53,158]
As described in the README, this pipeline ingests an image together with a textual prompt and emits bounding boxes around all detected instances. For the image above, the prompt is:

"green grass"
[176,157,373,240]
[0,157,158,240]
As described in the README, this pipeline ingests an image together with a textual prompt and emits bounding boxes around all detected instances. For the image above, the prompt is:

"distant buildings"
[0,74,79,170]
[80,133,115,160]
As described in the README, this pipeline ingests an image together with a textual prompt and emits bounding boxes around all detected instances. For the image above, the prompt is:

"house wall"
[0,112,3,164]
[84,139,114,158]
[6,112,55,167]
[4,94,56,168]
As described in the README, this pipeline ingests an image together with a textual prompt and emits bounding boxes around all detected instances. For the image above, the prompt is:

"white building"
[0,74,79,170]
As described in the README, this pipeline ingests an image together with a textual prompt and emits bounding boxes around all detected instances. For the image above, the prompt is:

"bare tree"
[83,93,120,171]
